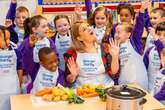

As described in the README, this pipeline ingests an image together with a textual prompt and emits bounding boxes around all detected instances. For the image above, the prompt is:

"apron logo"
[0,55,14,68]
[36,44,47,49]
[83,60,95,67]
[43,73,53,81]
[59,40,70,47]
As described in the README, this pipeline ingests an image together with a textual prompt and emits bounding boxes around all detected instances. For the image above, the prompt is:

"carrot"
[35,88,52,96]
[82,92,98,98]
[76,88,83,96]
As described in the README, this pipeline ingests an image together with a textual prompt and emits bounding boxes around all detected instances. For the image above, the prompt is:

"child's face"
[0,30,10,49]
[150,12,162,29]
[40,52,58,72]
[119,8,132,23]
[94,11,107,28]
[15,11,29,29]
[115,25,130,43]
[32,19,49,38]
[157,30,165,46]
[55,18,70,36]
[78,23,96,43]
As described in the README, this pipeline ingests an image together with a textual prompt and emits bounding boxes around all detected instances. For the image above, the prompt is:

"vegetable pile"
[35,87,84,104]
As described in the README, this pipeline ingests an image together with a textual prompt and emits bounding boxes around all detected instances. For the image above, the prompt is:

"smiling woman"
[64,20,120,88]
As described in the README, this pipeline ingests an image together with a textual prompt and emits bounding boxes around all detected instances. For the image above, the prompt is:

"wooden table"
[10,84,165,110]
[11,92,165,110]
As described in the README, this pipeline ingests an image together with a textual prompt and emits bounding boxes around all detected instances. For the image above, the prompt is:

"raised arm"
[6,0,17,23]
[130,0,149,55]
[144,9,152,31]
[73,4,83,22]
[85,0,92,18]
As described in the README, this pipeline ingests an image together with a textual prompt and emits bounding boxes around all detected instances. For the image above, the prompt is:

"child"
[143,22,165,93]
[18,15,57,83]
[109,2,150,40]
[51,15,72,71]
[6,0,29,46]
[110,3,135,39]
[64,20,119,88]
[117,3,135,23]
[31,47,65,93]
[0,25,23,110]
[154,68,165,104]
[88,6,113,43]
[153,48,165,104]
[144,8,165,51]
[115,1,149,90]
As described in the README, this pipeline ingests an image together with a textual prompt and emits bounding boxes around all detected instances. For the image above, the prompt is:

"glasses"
[79,23,92,32]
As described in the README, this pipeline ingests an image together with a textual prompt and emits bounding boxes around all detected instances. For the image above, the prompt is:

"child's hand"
[29,34,38,47]
[22,75,29,83]
[11,0,17,3]
[74,4,82,20]
[5,19,12,28]
[67,57,80,82]
[148,27,158,40]
[108,38,120,57]
[140,0,150,13]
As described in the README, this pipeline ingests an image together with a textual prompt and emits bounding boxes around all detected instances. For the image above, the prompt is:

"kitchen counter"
[10,85,165,110]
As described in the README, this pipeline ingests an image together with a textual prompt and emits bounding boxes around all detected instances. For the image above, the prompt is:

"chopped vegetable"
[95,87,106,101]
[68,94,84,104]
[62,87,84,104]
[76,84,100,98]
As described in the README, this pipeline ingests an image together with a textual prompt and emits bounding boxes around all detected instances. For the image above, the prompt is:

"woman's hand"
[67,57,80,83]
[109,38,120,57]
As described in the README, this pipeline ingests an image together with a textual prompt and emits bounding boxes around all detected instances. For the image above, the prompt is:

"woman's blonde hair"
[71,20,97,52]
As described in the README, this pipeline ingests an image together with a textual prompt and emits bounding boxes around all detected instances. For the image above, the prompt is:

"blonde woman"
[64,21,119,88]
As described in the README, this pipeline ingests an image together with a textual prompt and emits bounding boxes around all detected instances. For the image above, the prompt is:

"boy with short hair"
[144,8,165,51]
[31,47,65,93]
[5,0,29,46]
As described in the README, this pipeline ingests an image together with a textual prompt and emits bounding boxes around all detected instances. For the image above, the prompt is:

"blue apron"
[31,66,59,93]
[14,26,24,46]
[73,45,114,88]
[118,40,148,90]
[152,68,165,104]
[144,33,155,52]
[33,37,50,63]
[94,26,106,43]
[147,47,161,93]
[0,49,20,110]
[55,32,72,71]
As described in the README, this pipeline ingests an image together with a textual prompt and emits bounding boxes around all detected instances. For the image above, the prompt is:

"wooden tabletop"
[10,91,165,110]
[10,83,165,110]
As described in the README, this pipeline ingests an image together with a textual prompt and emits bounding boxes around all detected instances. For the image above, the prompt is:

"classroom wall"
[0,0,38,25]
[0,0,163,25]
